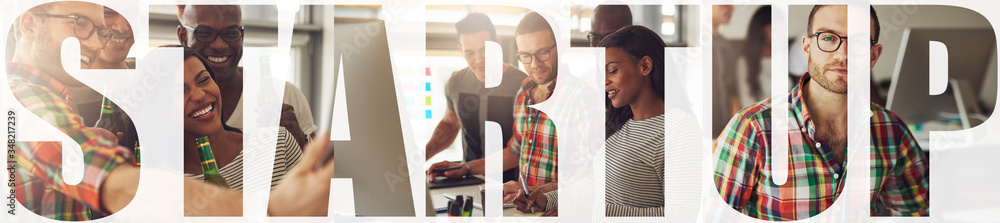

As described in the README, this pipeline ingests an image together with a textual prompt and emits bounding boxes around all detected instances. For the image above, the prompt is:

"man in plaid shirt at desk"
[713,5,928,220]
[424,12,561,214]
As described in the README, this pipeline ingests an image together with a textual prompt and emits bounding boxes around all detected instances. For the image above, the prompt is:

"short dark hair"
[455,13,496,40]
[515,11,554,39]
[807,5,881,43]
[871,6,881,43]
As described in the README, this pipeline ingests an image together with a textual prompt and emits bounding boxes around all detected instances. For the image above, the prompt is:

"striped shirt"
[508,77,558,187]
[713,73,929,220]
[542,109,702,217]
[189,128,303,190]
[605,114,665,216]
[8,62,133,220]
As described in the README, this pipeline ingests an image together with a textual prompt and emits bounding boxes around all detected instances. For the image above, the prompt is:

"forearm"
[425,122,460,159]
[32,139,131,214]
[532,182,558,194]
[100,166,139,213]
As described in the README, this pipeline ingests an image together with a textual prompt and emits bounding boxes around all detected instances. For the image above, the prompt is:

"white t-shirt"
[226,81,318,136]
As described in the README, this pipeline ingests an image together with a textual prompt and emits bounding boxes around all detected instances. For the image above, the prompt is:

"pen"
[518,172,534,213]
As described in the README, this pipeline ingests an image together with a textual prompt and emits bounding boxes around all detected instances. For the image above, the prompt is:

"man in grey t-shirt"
[426,13,526,183]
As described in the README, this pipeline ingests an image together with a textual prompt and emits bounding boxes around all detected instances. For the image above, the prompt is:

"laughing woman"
[181,47,303,190]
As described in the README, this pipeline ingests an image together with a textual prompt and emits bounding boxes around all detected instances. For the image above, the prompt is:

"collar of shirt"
[790,72,844,171]
[7,62,76,105]
[520,75,558,103]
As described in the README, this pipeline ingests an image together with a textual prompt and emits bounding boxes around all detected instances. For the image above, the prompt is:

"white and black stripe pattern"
[189,128,304,190]
[605,114,665,216]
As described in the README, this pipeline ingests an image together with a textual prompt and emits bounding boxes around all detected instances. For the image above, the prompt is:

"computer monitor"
[886,28,995,128]
[320,21,415,217]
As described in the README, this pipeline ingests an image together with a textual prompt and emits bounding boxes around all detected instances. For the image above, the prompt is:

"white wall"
[871,5,992,82]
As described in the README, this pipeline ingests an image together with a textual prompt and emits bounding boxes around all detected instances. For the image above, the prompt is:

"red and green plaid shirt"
[713,73,929,220]
[508,76,558,187]
[7,62,133,220]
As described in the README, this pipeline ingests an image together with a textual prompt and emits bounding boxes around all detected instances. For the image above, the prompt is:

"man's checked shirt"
[7,62,133,220]
[508,76,558,187]
[713,73,929,220]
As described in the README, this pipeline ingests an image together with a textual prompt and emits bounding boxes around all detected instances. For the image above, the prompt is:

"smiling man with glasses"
[712,5,929,220]
[506,11,561,215]
[176,5,316,148]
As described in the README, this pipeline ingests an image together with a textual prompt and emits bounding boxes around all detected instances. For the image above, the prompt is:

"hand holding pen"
[512,188,548,213]
[512,172,547,213]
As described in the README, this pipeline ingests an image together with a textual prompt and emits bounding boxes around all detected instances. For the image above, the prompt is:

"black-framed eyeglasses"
[587,32,605,45]
[34,13,113,48]
[182,25,245,43]
[810,31,877,53]
[517,44,557,64]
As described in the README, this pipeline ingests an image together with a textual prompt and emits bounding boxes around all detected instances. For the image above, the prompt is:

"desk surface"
[428,183,522,217]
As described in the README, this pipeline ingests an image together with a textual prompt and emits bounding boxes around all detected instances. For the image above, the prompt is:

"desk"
[428,182,522,217]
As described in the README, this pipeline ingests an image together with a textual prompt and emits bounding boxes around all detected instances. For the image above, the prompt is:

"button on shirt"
[508,76,558,187]
[713,73,929,221]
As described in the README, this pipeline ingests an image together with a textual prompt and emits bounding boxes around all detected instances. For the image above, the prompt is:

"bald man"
[177,5,317,147]
[588,5,632,47]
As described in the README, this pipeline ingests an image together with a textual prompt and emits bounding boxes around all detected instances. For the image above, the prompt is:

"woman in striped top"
[600,25,669,216]
[181,47,303,190]
[518,25,699,217]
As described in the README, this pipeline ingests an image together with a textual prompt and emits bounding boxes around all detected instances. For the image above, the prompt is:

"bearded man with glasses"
[712,5,929,220]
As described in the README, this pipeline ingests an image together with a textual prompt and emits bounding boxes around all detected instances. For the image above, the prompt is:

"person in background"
[736,6,788,107]
[177,5,316,147]
[711,4,740,138]
[425,13,527,184]
[8,2,336,220]
[93,6,134,70]
[587,5,632,47]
